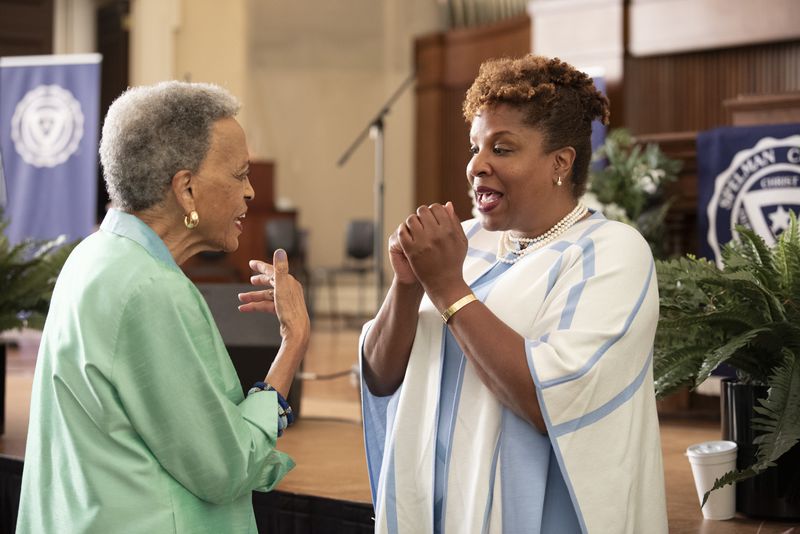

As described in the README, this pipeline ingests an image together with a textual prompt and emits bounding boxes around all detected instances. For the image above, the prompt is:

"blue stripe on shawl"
[579,220,607,240]
[362,384,401,531]
[540,261,655,389]
[556,239,596,330]
[548,241,573,253]
[360,323,385,502]
[434,334,468,534]
[546,255,564,297]
[545,220,606,300]
[550,349,654,438]
[360,320,403,532]
[464,221,495,263]
[480,432,502,534]
[580,239,597,278]
[465,220,483,239]
[557,280,587,331]
[432,328,447,533]
[525,341,589,533]
[362,389,390,501]
[467,247,497,263]
[540,332,550,343]
[386,446,399,534]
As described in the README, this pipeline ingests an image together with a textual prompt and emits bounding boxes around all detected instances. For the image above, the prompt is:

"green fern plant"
[655,213,800,505]
[0,209,77,332]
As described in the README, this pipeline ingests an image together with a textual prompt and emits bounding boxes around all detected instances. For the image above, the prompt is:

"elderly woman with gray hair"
[16,81,309,533]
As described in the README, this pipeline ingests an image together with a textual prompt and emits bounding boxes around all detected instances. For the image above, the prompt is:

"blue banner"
[697,122,800,265]
[0,54,101,244]
[590,74,607,165]
[0,148,6,209]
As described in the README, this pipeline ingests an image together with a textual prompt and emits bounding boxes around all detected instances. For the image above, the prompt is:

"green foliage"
[655,214,800,501]
[585,129,682,258]
[0,210,77,332]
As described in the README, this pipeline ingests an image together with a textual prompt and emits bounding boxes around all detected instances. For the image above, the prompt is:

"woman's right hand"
[388,226,420,287]
[238,249,310,343]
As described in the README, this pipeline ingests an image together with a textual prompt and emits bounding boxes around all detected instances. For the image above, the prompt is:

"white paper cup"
[685,440,738,520]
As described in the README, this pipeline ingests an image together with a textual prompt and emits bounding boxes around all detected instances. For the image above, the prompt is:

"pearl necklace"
[497,203,588,264]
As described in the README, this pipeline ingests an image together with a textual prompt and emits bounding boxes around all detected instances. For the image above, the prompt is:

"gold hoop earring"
[556,175,563,187]
[184,210,199,229]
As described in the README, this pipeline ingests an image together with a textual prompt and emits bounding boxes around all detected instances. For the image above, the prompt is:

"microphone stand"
[337,72,415,311]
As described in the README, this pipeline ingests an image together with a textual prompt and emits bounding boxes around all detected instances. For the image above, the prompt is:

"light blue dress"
[432,260,581,533]
[361,213,667,534]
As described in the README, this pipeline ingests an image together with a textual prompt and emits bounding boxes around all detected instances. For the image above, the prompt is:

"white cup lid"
[686,440,738,458]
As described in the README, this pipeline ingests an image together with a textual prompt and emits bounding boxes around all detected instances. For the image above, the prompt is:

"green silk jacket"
[16,209,293,533]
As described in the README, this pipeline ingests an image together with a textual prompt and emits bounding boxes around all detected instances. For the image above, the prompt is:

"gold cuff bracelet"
[440,293,478,323]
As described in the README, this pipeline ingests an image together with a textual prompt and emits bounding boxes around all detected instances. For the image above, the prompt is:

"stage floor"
[3,323,798,533]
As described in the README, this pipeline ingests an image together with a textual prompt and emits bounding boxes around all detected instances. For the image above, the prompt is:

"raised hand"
[238,249,310,341]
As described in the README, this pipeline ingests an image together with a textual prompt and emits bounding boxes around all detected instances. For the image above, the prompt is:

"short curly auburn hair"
[463,54,609,197]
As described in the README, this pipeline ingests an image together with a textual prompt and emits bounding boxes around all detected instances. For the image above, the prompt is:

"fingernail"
[276,249,287,261]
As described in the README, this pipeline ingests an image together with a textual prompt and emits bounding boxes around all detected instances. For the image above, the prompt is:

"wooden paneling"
[624,41,800,135]
[0,0,53,57]
[724,91,800,126]
[629,0,800,57]
[415,14,531,219]
[96,0,130,219]
[446,0,529,29]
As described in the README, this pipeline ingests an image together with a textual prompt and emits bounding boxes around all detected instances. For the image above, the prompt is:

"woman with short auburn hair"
[361,55,667,534]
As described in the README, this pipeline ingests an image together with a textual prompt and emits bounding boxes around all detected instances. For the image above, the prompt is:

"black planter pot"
[721,378,800,520]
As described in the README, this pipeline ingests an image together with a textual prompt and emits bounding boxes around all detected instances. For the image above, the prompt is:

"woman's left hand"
[237,250,310,342]
[237,260,280,315]
[398,202,468,301]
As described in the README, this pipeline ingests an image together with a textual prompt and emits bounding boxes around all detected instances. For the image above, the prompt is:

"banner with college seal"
[0,148,6,209]
[698,122,800,266]
[0,53,101,244]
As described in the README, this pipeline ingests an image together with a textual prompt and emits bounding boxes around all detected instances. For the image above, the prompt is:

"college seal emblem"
[10,84,85,168]
[706,135,800,265]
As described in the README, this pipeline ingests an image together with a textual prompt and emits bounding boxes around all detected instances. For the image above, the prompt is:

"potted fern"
[0,210,75,434]
[655,215,800,519]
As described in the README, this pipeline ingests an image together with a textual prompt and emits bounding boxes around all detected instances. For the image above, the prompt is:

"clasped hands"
[390,201,469,306]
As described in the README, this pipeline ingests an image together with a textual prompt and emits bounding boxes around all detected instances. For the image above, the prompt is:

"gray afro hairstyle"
[100,81,240,212]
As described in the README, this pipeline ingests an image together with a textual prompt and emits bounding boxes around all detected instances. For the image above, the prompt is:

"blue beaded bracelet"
[254,382,295,426]
[249,381,295,435]
[245,391,287,436]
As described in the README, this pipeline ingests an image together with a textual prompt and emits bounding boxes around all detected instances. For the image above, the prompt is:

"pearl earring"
[556,175,563,186]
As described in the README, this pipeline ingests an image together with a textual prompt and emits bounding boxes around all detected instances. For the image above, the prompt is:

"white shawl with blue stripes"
[361,212,668,533]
